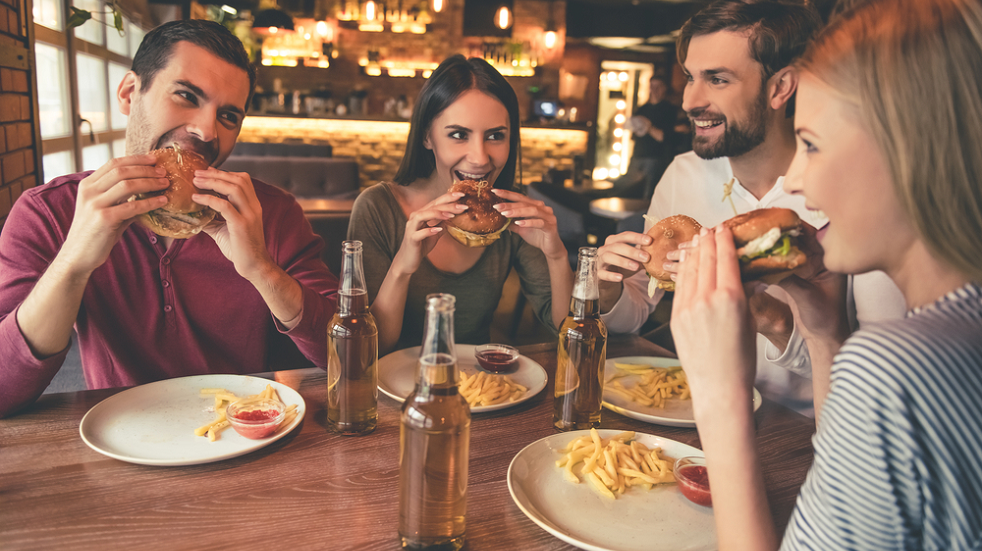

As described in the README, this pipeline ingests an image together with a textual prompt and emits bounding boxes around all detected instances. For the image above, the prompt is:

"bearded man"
[589,0,905,415]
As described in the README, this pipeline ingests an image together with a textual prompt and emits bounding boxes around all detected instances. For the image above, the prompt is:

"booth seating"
[221,142,360,201]
[221,141,360,278]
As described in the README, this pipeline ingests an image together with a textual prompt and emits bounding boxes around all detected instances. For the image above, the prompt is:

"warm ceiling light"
[252,8,294,35]
[221,4,236,15]
[495,6,511,29]
[366,0,376,20]
[432,0,444,13]
[544,30,556,49]
[316,20,328,36]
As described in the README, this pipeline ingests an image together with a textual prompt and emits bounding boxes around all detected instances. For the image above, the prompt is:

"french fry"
[195,384,299,442]
[557,428,677,499]
[606,364,691,409]
[457,371,527,407]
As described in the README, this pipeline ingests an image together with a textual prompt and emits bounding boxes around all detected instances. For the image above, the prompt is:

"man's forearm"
[247,263,304,330]
[17,255,91,357]
[599,280,623,313]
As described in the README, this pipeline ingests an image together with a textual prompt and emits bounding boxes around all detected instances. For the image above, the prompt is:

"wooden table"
[0,336,814,550]
[589,198,650,221]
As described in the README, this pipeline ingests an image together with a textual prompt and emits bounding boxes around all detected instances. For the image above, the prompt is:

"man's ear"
[768,66,799,110]
[117,71,139,116]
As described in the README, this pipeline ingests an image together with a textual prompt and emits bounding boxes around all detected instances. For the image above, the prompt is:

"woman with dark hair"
[349,55,573,354]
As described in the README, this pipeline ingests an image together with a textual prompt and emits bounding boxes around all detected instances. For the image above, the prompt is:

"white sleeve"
[762,322,812,378]
[601,270,663,334]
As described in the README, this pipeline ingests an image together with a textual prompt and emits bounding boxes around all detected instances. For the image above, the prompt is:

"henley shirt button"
[164,305,173,313]
[162,258,171,265]
[162,280,170,288]
[149,236,157,244]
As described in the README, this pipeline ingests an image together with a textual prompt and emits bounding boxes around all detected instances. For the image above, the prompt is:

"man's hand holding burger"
[595,231,654,312]
[16,155,172,358]
[190,168,305,329]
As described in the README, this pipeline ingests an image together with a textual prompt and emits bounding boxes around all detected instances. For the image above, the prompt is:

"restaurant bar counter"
[0,335,815,550]
[238,115,590,191]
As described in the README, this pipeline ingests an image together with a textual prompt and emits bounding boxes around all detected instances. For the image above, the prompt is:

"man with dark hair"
[0,20,338,417]
[623,76,677,199]
[593,0,905,415]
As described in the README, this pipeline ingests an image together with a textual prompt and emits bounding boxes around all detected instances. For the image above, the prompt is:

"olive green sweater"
[348,183,556,351]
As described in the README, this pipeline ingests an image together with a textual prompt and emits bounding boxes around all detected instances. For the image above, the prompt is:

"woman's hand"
[671,226,757,417]
[492,188,567,261]
[390,191,467,277]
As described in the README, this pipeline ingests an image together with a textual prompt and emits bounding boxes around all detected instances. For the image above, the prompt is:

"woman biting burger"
[348,55,574,355]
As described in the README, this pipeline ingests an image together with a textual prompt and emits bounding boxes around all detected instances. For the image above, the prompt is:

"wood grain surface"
[0,335,815,550]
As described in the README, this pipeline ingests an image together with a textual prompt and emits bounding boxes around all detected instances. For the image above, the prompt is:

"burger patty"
[147,208,210,227]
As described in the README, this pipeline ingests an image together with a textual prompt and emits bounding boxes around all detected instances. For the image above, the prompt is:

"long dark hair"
[394,55,521,190]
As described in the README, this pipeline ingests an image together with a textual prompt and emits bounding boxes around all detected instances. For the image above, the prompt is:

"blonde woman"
[670,0,982,548]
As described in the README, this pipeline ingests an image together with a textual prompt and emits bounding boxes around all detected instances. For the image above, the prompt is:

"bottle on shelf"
[398,294,470,550]
[554,247,608,431]
[327,240,379,436]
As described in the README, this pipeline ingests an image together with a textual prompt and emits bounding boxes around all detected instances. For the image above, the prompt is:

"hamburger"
[134,145,217,239]
[446,179,511,247]
[723,208,806,282]
[641,214,702,295]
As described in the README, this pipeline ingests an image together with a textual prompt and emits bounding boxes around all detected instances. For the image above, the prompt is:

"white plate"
[602,356,761,428]
[79,374,305,466]
[378,344,548,413]
[508,430,716,551]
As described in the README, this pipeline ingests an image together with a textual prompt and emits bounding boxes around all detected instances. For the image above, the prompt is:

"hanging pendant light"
[253,8,295,35]
[433,0,444,13]
[495,5,511,30]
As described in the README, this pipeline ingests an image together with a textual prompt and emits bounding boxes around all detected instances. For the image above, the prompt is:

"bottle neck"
[339,245,368,316]
[568,296,600,319]
[338,290,369,317]
[416,352,459,393]
[416,298,457,393]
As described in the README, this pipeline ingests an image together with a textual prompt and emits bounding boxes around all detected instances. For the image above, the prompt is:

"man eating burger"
[0,20,338,418]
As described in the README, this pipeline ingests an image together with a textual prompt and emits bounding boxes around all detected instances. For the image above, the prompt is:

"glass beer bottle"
[399,294,470,550]
[327,240,379,435]
[554,247,608,431]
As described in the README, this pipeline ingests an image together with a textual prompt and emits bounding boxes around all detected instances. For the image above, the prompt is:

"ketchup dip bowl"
[226,398,286,440]
[674,456,712,507]
[474,343,520,373]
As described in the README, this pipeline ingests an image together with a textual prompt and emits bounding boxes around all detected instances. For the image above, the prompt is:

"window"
[34,42,71,138]
[33,3,141,182]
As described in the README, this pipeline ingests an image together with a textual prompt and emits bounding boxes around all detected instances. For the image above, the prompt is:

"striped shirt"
[782,282,982,550]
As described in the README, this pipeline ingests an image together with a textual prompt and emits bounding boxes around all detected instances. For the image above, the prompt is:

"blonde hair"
[798,0,982,281]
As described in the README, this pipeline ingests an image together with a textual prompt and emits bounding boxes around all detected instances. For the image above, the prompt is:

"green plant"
[67,0,124,33]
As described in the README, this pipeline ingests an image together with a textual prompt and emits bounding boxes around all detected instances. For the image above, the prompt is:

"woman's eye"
[449,130,466,140]
[802,139,817,153]
[488,132,506,141]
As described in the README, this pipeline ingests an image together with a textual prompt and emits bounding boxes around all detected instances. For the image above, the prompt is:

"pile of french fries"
[194,384,299,441]
[605,362,690,408]
[556,429,675,499]
[459,371,527,407]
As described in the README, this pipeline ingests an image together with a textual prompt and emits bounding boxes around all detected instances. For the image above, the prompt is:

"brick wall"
[239,116,588,189]
[0,0,38,228]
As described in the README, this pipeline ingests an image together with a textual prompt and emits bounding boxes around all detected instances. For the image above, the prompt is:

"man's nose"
[185,109,218,144]
[682,81,707,115]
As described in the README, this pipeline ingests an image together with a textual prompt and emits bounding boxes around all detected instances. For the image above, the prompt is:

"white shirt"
[602,151,906,415]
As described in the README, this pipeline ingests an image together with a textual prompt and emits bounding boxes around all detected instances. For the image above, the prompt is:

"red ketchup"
[475,351,518,373]
[677,465,712,507]
[230,409,280,439]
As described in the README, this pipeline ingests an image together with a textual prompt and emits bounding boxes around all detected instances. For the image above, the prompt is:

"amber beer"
[399,294,470,550]
[554,247,608,431]
[327,241,379,435]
